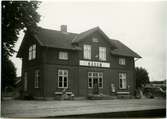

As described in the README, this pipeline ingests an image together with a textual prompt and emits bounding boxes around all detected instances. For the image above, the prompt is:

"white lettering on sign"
[79,60,110,68]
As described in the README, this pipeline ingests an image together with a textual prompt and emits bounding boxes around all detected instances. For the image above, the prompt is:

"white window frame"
[24,72,27,91]
[92,37,99,42]
[29,44,36,60]
[119,73,127,89]
[99,47,106,61]
[98,73,103,88]
[29,46,32,60]
[32,44,36,59]
[58,70,68,88]
[119,58,126,65]
[88,72,103,88]
[34,70,40,88]
[59,51,68,60]
[83,44,91,59]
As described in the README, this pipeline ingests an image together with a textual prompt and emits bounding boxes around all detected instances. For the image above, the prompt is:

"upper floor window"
[119,58,126,65]
[99,47,106,61]
[29,44,36,60]
[59,51,68,60]
[34,70,40,88]
[119,73,127,89]
[83,44,91,59]
[58,70,68,88]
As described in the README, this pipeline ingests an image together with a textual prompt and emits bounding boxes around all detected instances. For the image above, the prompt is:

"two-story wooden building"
[17,25,141,99]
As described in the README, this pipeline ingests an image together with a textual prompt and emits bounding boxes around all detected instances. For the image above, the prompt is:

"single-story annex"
[17,25,141,99]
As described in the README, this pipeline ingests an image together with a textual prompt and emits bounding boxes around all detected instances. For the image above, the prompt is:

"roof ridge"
[38,27,78,35]
[72,26,100,43]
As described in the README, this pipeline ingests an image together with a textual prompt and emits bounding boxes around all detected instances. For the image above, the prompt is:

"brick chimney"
[60,25,67,32]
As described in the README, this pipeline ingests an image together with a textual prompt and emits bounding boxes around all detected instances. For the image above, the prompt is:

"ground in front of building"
[2,98,166,118]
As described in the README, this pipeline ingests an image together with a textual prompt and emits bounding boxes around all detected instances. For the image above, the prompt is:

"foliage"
[151,80,166,84]
[2,1,41,57]
[135,67,150,88]
[2,1,41,91]
[2,58,16,91]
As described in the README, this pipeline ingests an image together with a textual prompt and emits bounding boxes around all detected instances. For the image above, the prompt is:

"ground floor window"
[88,72,103,88]
[34,70,40,88]
[24,72,27,91]
[119,72,127,89]
[58,69,68,88]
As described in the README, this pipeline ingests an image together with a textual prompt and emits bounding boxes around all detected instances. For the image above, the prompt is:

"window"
[58,70,68,88]
[59,51,68,60]
[83,45,91,59]
[88,77,92,88]
[24,72,27,91]
[99,47,106,61]
[119,73,127,89]
[98,73,103,87]
[119,58,126,65]
[88,72,103,88]
[92,37,98,42]
[29,44,36,60]
[34,70,40,88]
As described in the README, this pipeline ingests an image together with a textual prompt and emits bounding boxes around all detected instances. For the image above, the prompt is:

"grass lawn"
[1,98,166,118]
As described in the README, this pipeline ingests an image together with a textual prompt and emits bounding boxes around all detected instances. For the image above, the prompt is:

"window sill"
[59,59,68,60]
[58,87,68,89]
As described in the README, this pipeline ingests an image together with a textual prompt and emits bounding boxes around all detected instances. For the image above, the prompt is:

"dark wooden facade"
[17,26,141,98]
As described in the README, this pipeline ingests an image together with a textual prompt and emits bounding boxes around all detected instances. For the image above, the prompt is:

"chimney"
[60,25,67,32]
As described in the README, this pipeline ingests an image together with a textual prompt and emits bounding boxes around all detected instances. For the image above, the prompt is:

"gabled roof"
[72,27,117,49]
[17,26,141,58]
[110,40,141,58]
[34,28,80,50]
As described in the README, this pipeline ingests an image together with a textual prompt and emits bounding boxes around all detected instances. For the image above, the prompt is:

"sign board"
[79,60,110,68]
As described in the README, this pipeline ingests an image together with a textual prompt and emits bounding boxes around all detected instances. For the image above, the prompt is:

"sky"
[11,1,167,81]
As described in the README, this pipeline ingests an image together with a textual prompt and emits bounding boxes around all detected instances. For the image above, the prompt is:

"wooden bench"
[54,91,74,100]
[117,92,130,95]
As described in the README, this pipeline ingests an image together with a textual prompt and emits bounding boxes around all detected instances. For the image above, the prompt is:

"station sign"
[79,60,110,68]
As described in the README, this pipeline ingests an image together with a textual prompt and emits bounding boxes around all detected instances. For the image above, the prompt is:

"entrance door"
[93,78,98,88]
[93,78,99,94]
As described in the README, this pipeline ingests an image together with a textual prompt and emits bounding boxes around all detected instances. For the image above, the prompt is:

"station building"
[17,25,141,99]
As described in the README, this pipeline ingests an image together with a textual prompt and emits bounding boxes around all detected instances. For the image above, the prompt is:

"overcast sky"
[11,1,167,81]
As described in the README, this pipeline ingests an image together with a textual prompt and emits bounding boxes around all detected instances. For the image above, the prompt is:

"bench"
[117,92,130,95]
[54,91,74,100]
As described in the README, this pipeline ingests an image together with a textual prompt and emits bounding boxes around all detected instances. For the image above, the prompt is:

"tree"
[135,67,150,88]
[2,1,41,57]
[2,58,16,91]
[2,1,41,91]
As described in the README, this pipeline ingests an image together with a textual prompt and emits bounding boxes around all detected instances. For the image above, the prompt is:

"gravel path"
[1,98,166,117]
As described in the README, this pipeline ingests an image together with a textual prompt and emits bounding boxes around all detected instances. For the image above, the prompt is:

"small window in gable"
[29,44,36,60]
[92,37,98,42]
[119,58,126,65]
[59,51,68,60]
